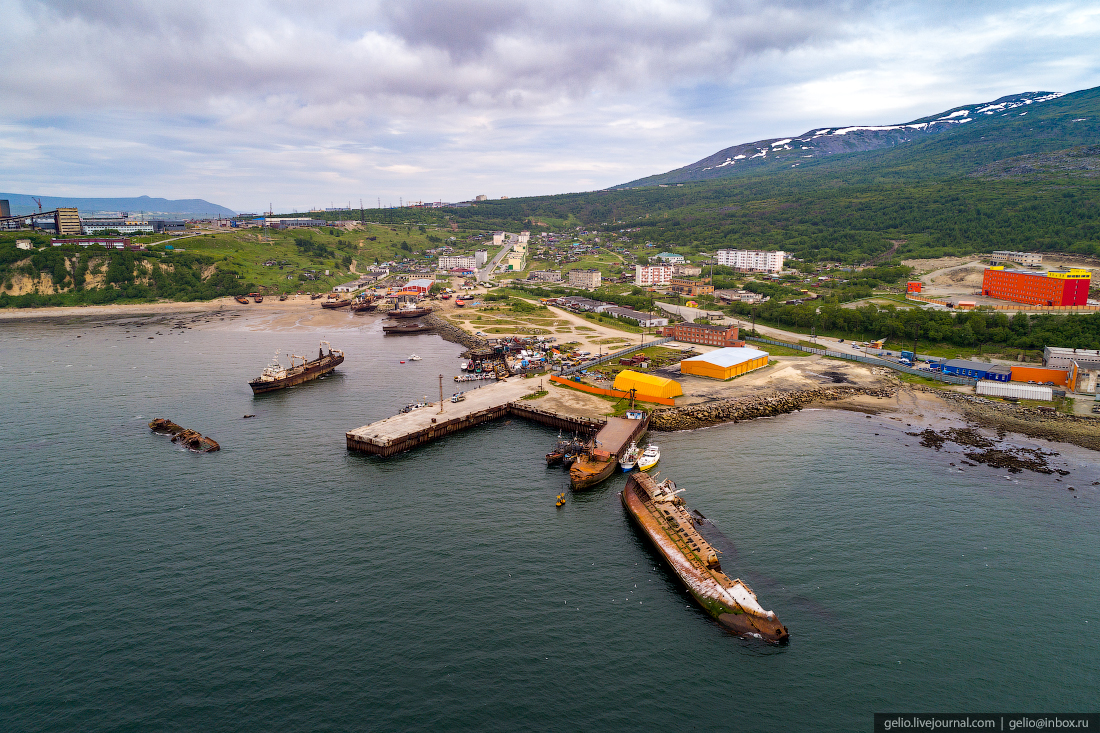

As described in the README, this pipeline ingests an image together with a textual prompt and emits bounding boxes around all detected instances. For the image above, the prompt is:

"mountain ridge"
[0,193,237,217]
[615,88,1099,188]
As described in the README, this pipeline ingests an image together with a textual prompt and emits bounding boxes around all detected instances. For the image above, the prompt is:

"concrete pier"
[346,379,604,457]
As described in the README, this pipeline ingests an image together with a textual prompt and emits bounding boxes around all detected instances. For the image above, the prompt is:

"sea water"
[1,319,1097,731]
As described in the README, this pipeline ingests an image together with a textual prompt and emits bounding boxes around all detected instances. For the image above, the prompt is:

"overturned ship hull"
[620,471,789,644]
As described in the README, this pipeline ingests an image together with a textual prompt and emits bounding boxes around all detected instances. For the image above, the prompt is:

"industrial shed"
[976,380,1052,401]
[612,370,683,400]
[680,347,769,380]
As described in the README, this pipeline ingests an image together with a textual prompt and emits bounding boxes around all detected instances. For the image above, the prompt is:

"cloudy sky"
[3,0,1100,212]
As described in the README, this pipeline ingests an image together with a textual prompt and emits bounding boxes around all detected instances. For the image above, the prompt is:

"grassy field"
[152,223,454,294]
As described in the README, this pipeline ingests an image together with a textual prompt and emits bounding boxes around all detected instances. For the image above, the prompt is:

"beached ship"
[382,322,431,335]
[234,295,249,304]
[621,471,789,644]
[387,302,432,318]
[322,297,351,309]
[350,296,377,313]
[248,341,344,394]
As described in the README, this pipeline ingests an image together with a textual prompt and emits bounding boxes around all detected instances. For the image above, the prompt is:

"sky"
[2,0,1100,213]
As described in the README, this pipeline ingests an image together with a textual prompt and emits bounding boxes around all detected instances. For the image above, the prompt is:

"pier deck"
[346,379,603,456]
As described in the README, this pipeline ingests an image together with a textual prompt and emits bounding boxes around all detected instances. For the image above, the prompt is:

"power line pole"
[438,374,444,413]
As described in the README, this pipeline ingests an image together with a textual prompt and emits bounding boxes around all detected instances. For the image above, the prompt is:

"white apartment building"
[716,248,785,273]
[568,269,602,289]
[527,270,562,282]
[635,264,674,287]
[439,255,477,270]
[492,231,505,246]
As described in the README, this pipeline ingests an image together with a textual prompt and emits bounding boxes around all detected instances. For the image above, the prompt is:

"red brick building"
[658,322,743,347]
[981,267,1091,306]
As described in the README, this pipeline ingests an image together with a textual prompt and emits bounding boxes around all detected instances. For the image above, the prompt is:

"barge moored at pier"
[248,341,344,394]
[569,412,648,490]
[621,471,789,644]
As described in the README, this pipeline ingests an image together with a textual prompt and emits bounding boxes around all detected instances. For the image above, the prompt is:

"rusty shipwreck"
[621,471,789,644]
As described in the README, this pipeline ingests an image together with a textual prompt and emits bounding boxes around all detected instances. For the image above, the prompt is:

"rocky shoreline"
[649,386,897,431]
[913,386,1100,451]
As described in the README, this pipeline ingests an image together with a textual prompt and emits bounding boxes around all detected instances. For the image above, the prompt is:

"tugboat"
[248,341,344,394]
[636,444,660,471]
[619,442,641,472]
[621,471,789,644]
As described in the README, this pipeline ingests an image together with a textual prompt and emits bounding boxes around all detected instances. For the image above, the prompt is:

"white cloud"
[0,0,1098,210]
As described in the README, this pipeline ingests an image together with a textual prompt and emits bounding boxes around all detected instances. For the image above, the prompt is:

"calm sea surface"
[1,317,1098,732]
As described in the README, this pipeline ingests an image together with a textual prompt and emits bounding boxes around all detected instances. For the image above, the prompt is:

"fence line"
[559,337,673,376]
[745,336,976,386]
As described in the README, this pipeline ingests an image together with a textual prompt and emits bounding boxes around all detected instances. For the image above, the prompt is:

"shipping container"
[976,380,1053,401]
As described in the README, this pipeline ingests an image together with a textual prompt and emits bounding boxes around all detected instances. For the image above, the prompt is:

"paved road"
[477,241,514,282]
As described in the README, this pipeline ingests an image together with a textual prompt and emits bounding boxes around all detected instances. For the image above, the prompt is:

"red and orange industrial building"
[981,267,1091,306]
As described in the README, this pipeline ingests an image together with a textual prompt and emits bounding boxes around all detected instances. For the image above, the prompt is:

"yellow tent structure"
[613,370,683,400]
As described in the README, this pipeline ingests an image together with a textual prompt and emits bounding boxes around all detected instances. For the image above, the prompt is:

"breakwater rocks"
[913,386,1100,451]
[650,387,897,431]
[423,314,487,351]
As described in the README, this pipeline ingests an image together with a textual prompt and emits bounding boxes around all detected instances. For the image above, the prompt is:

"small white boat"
[619,442,640,472]
[637,444,660,471]
[409,354,422,361]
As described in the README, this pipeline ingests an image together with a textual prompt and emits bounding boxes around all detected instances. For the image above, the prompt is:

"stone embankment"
[424,313,488,351]
[650,386,897,431]
[913,386,1100,451]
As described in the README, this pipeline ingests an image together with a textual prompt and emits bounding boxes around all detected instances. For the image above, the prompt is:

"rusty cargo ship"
[569,412,648,490]
[620,471,789,644]
[249,340,344,394]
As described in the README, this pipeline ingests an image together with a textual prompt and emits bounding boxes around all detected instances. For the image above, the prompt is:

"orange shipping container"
[1010,365,1068,386]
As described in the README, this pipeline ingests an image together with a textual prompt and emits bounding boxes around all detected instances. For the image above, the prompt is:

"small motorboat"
[619,441,641,472]
[409,354,422,361]
[637,444,660,471]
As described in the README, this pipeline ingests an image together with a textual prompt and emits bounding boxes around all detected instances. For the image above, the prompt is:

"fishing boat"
[278,294,288,301]
[234,295,249,304]
[637,444,660,471]
[619,442,641,472]
[252,292,263,303]
[322,296,351,309]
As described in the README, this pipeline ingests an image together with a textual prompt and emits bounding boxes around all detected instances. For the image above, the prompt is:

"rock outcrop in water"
[650,386,896,431]
[912,386,1100,452]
